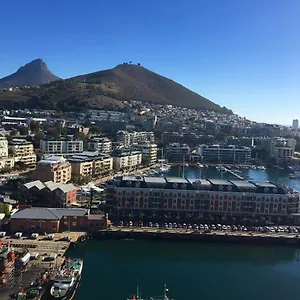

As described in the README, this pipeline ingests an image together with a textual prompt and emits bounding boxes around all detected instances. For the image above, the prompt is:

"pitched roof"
[10,207,88,220]
[23,180,76,193]
[24,180,45,190]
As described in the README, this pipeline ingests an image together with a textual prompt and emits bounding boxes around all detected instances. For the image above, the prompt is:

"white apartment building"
[197,144,251,163]
[40,139,83,154]
[88,137,112,153]
[270,138,296,161]
[116,131,155,147]
[111,149,142,171]
[9,138,36,167]
[134,142,158,165]
[0,137,8,158]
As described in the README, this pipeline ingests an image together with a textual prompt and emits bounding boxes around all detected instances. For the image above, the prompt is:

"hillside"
[0,59,60,89]
[0,62,231,113]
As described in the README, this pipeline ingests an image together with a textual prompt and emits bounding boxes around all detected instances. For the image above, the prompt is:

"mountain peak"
[0,59,60,88]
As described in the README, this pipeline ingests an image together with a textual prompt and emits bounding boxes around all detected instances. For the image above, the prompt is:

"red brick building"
[21,180,77,207]
[10,207,110,233]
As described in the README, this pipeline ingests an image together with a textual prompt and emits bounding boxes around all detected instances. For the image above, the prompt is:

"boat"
[49,258,83,300]
[127,284,173,300]
[15,286,43,300]
[197,163,204,168]
[289,172,300,179]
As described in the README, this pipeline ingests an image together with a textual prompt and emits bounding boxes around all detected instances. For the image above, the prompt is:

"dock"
[220,166,244,180]
[94,227,300,245]
[0,232,87,300]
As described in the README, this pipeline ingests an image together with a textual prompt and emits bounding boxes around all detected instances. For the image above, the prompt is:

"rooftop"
[207,179,233,186]
[11,207,88,220]
[166,177,189,184]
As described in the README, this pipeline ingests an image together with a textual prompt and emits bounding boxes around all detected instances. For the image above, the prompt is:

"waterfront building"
[9,138,36,167]
[292,119,299,130]
[21,180,77,207]
[134,142,158,165]
[87,137,112,153]
[166,143,190,162]
[116,130,155,147]
[10,207,110,233]
[225,136,254,148]
[106,176,300,220]
[68,151,113,179]
[111,149,142,171]
[31,156,72,183]
[197,144,251,164]
[40,137,83,154]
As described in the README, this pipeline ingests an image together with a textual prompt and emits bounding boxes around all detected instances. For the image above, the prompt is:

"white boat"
[50,258,83,299]
[197,163,204,168]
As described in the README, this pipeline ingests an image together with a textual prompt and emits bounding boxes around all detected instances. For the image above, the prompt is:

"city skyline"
[1,0,300,124]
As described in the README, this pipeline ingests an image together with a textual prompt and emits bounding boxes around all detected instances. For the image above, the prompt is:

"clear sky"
[1,0,299,125]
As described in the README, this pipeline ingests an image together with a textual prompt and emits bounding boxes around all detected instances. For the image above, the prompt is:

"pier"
[0,232,87,300]
[221,166,244,180]
[94,227,300,246]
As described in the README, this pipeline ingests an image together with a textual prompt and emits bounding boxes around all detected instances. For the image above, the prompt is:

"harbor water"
[68,166,300,300]
[68,240,300,300]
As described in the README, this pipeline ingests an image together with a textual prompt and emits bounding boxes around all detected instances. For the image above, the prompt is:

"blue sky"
[1,0,300,125]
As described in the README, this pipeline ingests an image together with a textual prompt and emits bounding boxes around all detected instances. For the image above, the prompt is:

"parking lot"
[115,221,299,235]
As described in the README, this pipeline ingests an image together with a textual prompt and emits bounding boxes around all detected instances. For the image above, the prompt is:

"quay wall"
[92,229,300,246]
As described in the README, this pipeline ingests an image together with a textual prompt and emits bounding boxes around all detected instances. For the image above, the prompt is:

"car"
[129,221,133,227]
[188,224,192,230]
[119,221,124,226]
[193,224,198,229]
[199,224,204,230]
[173,223,177,228]
[183,223,187,229]
[211,225,216,230]
[169,223,173,228]
[139,221,143,227]
[148,222,153,227]
[165,223,169,229]
[155,222,159,228]
[178,224,182,228]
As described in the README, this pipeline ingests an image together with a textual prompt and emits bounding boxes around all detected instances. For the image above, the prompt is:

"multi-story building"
[68,151,113,179]
[166,143,190,162]
[0,136,15,170]
[292,119,299,130]
[225,136,254,148]
[111,149,142,171]
[87,137,112,153]
[116,131,155,147]
[9,138,36,167]
[40,138,83,154]
[197,144,251,164]
[31,156,72,183]
[270,138,296,162]
[21,180,77,207]
[0,137,8,158]
[106,176,300,221]
[134,142,158,166]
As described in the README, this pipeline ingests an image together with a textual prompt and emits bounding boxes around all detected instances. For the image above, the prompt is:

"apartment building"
[197,144,251,163]
[111,149,142,171]
[40,138,83,154]
[0,137,8,158]
[116,131,155,147]
[134,142,158,165]
[9,138,36,167]
[166,143,190,162]
[106,176,300,220]
[31,156,72,183]
[87,137,112,153]
[68,151,113,178]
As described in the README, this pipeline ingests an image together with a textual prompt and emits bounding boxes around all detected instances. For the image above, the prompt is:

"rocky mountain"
[0,59,60,88]
[0,62,231,113]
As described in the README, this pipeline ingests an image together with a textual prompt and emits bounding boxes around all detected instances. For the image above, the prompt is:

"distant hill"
[0,62,231,113]
[0,59,60,88]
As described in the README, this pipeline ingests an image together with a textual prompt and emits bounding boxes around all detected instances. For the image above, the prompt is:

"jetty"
[94,227,300,246]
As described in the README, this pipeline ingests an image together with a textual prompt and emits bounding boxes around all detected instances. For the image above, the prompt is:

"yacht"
[50,258,83,300]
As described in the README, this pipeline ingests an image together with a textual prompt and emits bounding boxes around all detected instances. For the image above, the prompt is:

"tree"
[19,126,29,136]
[30,121,40,134]
[0,203,10,216]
